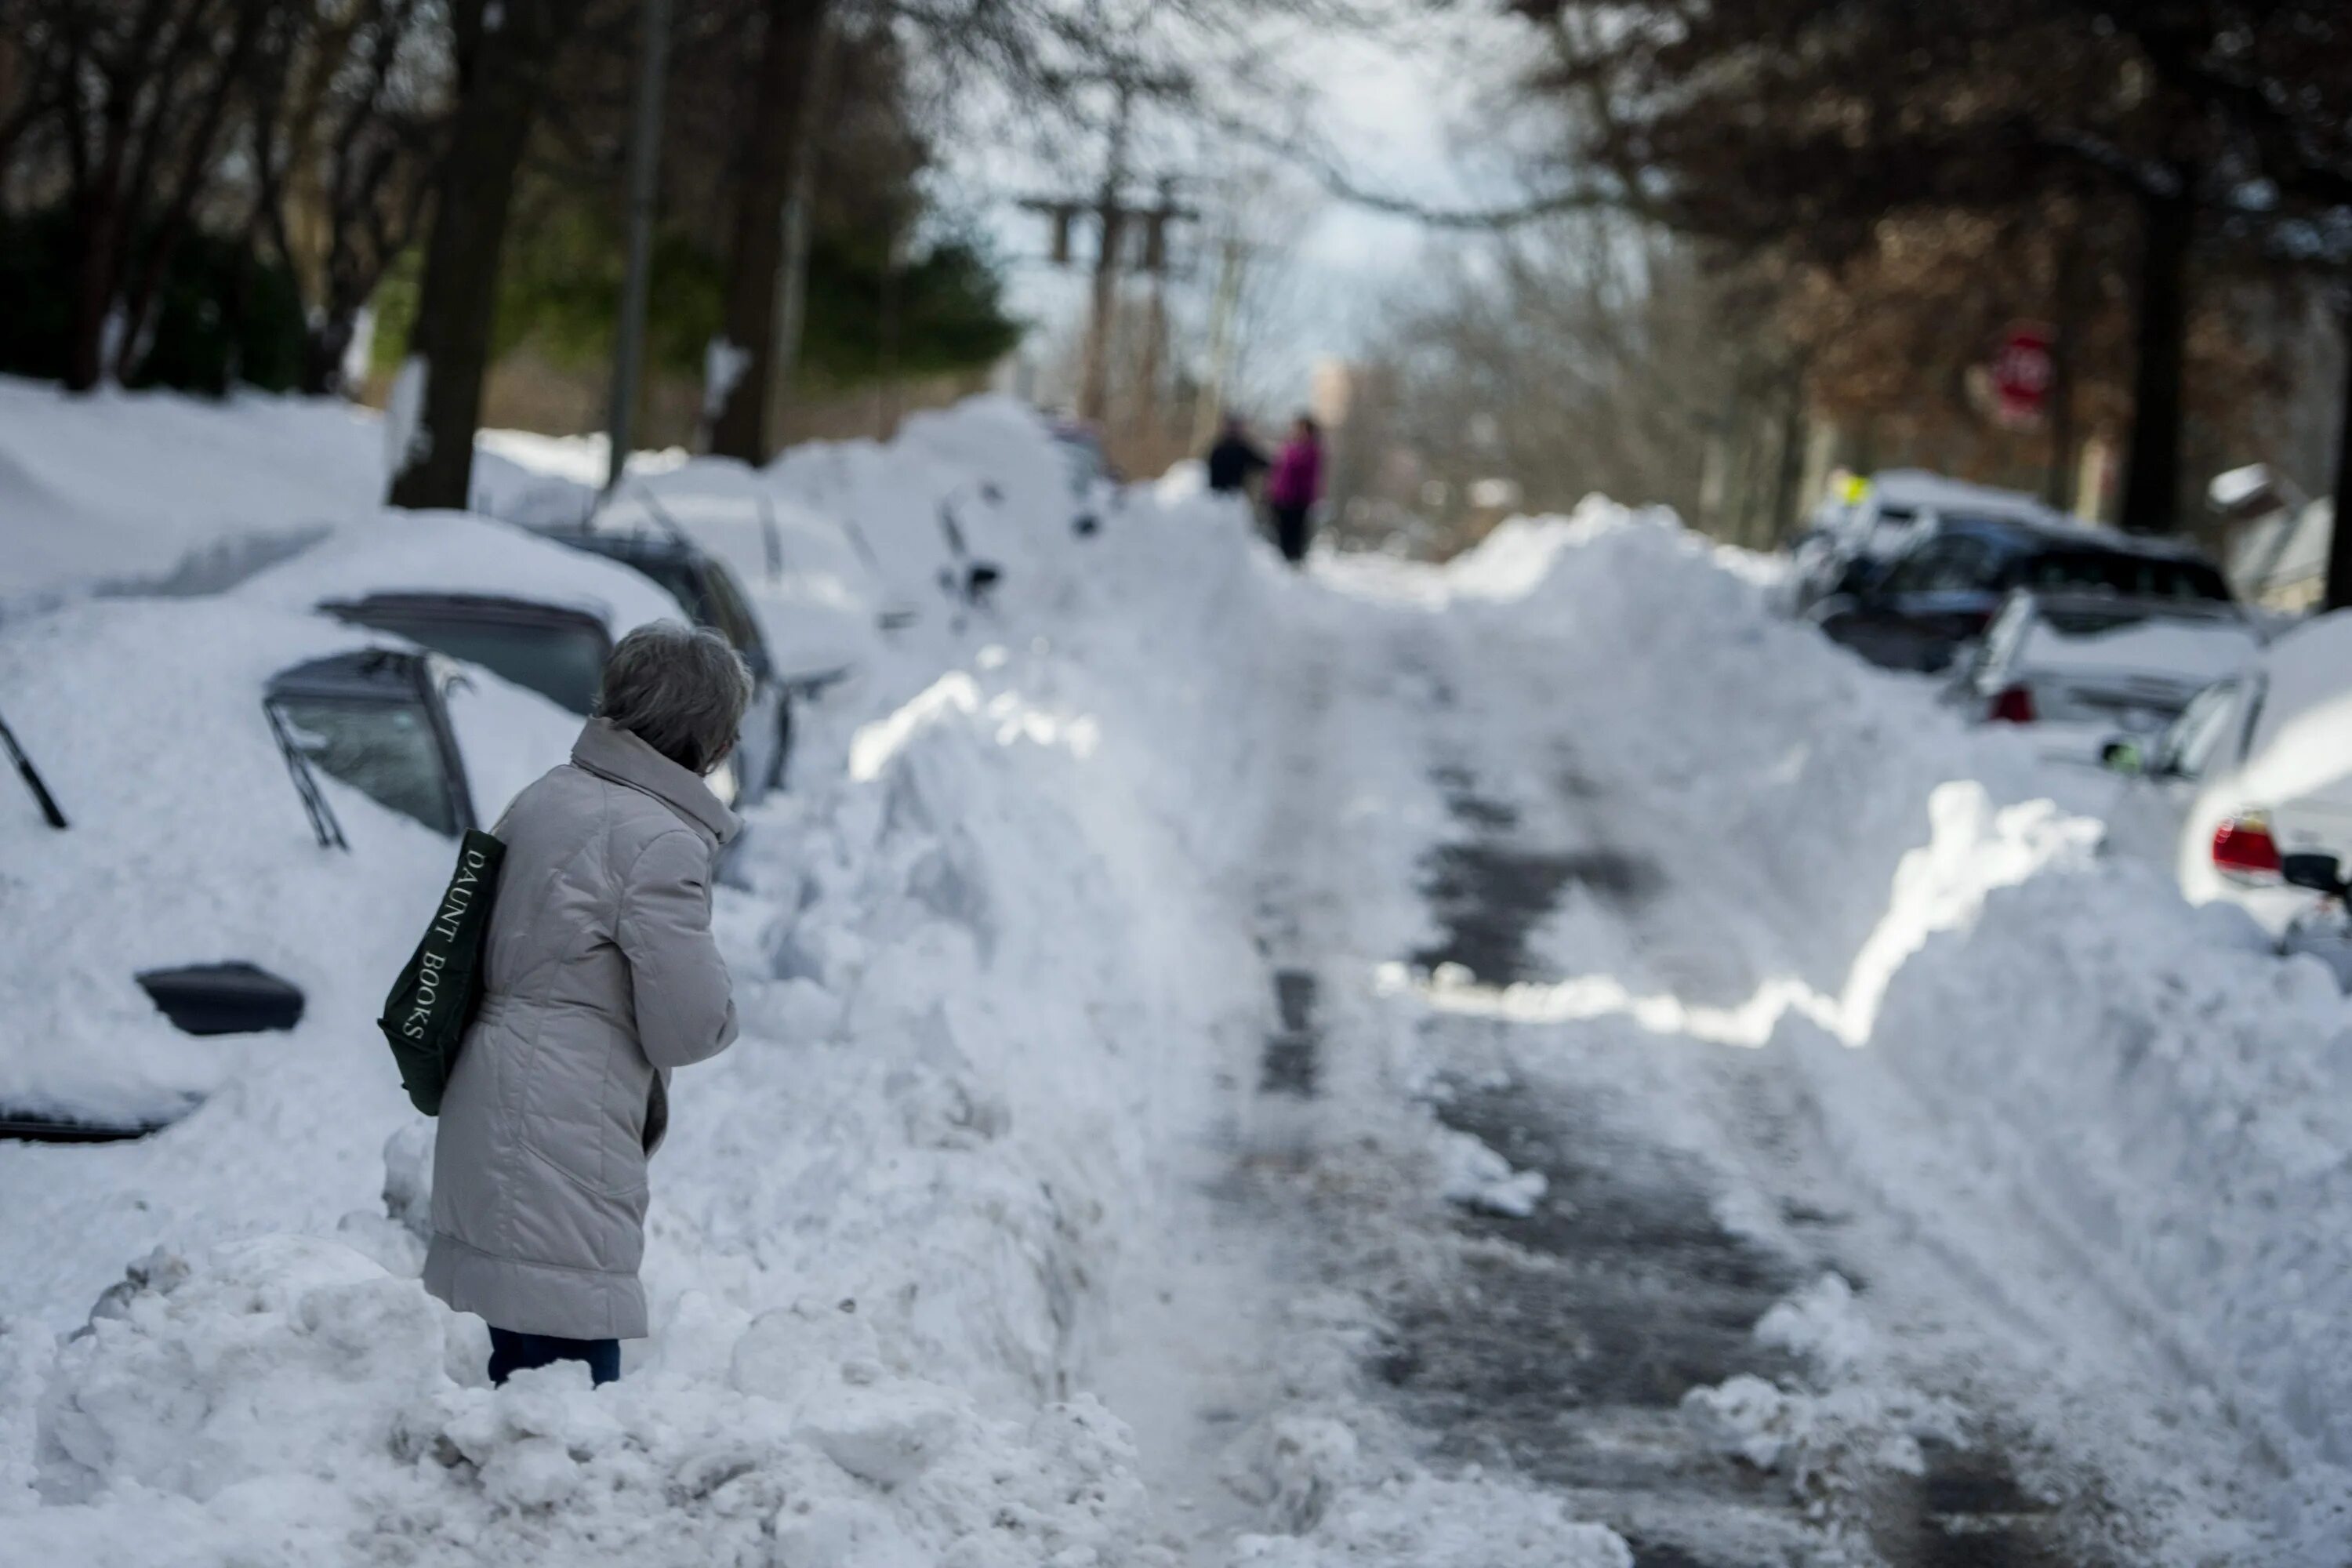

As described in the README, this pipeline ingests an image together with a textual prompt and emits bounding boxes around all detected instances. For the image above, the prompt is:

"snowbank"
[11,1233,1153,1564]
[1436,499,2352,1487]
[0,376,569,608]
[0,396,1287,1561]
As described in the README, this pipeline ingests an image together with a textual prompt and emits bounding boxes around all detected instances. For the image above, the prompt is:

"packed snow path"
[1094,562,2291,1566]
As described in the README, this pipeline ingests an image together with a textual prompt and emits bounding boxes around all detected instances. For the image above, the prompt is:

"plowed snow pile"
[1431,505,2352,1527]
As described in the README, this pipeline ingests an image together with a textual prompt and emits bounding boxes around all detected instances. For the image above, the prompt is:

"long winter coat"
[1265,436,1323,510]
[422,718,741,1340]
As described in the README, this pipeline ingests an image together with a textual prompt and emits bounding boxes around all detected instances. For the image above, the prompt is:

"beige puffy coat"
[422,718,739,1339]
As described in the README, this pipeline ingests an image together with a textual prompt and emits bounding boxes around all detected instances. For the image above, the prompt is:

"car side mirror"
[2281,853,2349,897]
[2099,739,2145,776]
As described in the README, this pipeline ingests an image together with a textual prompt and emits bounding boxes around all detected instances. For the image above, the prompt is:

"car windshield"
[636,557,717,627]
[701,562,764,656]
[348,612,609,713]
[623,554,764,661]
[268,692,457,836]
[2011,550,2229,601]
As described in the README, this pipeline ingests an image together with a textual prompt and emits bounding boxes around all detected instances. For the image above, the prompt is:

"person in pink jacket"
[1265,414,1323,566]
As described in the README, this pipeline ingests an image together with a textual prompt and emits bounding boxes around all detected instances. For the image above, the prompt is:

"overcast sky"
[962,5,1548,416]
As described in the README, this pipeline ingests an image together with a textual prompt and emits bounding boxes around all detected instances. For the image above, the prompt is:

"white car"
[236,509,682,713]
[1951,590,2263,763]
[0,597,577,1139]
[2102,611,2352,970]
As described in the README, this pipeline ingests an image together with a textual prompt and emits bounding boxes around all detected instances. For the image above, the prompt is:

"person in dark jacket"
[1204,416,1269,495]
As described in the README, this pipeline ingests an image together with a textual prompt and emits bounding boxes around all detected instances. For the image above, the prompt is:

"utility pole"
[605,0,672,492]
[1019,64,1189,428]
[1191,228,1244,452]
[1076,80,1133,427]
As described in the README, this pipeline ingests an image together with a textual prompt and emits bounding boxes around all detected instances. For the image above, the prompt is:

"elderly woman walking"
[423,622,752,1386]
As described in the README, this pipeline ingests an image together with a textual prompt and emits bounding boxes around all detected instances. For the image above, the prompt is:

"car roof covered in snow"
[2011,593,2260,684]
[0,596,572,1126]
[1865,469,2050,518]
[235,508,685,633]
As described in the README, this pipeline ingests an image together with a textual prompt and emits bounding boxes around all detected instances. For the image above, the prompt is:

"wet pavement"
[1317,752,2102,1566]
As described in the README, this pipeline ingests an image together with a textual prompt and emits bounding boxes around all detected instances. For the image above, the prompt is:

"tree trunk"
[387,0,578,509]
[66,187,128,390]
[706,0,828,464]
[2118,187,2191,535]
[2326,299,2352,613]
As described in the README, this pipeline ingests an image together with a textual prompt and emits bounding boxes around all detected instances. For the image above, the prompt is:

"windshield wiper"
[262,700,349,851]
[0,706,67,829]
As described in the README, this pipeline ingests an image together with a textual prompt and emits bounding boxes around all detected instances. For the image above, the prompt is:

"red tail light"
[1988,684,2036,724]
[2212,814,2283,882]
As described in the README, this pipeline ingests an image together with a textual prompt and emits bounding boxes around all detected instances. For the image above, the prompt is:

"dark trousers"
[488,1326,621,1387]
[1272,503,1311,564]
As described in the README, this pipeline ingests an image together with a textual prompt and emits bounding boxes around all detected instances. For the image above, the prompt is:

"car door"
[1884,534,2005,671]
[1819,533,1990,670]
[2102,679,2244,869]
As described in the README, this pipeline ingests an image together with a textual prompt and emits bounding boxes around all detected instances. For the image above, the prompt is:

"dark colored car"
[538,529,793,795]
[319,592,615,718]
[1811,514,2231,673]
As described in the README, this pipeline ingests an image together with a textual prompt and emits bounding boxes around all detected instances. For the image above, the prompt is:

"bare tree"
[388,0,597,509]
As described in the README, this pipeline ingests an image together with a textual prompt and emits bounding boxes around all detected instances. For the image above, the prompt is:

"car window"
[2158,681,2243,781]
[1885,536,1998,594]
[702,561,765,659]
[2011,550,2229,601]
[269,693,458,836]
[344,610,610,714]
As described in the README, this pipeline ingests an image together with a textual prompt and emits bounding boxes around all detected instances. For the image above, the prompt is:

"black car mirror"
[2099,739,2145,776]
[2281,853,2349,897]
[966,563,1002,603]
[136,962,307,1036]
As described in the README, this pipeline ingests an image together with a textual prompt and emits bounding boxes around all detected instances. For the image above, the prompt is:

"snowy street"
[1091,563,2303,1566]
[6,394,2352,1564]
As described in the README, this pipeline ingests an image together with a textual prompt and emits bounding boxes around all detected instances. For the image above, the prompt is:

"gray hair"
[596,620,754,775]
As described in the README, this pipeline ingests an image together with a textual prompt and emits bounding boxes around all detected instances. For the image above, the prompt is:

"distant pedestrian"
[423,622,751,1389]
[1204,415,1269,495]
[1265,415,1323,566]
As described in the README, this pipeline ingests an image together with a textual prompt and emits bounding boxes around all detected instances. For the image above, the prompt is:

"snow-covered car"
[1811,510,2231,673]
[1781,470,2056,619]
[2100,611,2352,973]
[0,597,576,1140]
[238,510,677,705]
[1948,590,2262,760]
[1049,419,1122,537]
[535,522,795,793]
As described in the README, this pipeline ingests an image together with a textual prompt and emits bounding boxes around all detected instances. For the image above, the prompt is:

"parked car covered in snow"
[0,598,576,1141]
[1048,419,1123,537]
[1947,590,2262,758]
[535,521,795,793]
[1810,510,2231,673]
[2101,611,2352,975]
[227,510,773,802]
[1781,470,2056,619]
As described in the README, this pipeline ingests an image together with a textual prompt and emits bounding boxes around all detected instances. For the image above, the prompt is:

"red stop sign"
[1993,322,2053,426]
